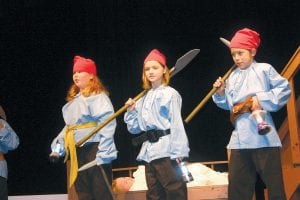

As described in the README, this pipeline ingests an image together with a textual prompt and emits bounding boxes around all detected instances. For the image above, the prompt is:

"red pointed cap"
[144,49,166,66]
[73,55,97,75]
[230,28,261,50]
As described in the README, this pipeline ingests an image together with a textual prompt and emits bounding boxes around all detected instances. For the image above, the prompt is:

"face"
[230,48,256,69]
[144,60,166,88]
[115,177,134,192]
[73,71,93,91]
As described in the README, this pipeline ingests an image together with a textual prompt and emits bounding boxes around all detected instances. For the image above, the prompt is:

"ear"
[89,74,94,80]
[251,49,257,57]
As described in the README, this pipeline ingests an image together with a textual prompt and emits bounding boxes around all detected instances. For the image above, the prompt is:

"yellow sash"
[64,121,97,188]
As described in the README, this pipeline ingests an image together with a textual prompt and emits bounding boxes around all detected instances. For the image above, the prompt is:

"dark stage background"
[0,0,298,195]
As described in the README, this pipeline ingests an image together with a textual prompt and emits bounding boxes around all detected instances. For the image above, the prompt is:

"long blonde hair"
[66,75,109,102]
[142,62,170,90]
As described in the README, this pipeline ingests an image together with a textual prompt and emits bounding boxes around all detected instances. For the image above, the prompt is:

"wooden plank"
[114,185,228,200]
[281,46,300,80]
[286,80,300,164]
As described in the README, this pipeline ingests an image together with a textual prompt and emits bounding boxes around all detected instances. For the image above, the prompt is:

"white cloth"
[129,163,228,191]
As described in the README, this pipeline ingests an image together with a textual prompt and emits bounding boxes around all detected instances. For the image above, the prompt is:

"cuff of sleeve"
[124,110,138,121]
[212,93,226,102]
[256,91,269,101]
[255,92,269,110]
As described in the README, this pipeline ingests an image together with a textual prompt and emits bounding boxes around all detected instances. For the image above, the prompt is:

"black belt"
[132,129,170,146]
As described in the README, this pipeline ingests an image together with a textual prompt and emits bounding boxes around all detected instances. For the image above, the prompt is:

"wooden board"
[114,184,228,200]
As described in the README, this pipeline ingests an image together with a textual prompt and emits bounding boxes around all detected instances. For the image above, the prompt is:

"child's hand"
[213,77,225,96]
[125,98,136,111]
[176,157,183,164]
[251,96,262,111]
[49,152,60,163]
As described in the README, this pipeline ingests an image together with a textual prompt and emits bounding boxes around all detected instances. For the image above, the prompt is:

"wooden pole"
[184,65,235,123]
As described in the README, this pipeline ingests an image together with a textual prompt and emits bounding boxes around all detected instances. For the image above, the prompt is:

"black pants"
[228,147,286,200]
[75,143,113,200]
[145,157,187,200]
[0,176,7,200]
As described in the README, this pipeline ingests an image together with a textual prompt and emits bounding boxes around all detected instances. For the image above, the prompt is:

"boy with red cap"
[50,56,117,200]
[124,49,190,200]
[212,28,290,199]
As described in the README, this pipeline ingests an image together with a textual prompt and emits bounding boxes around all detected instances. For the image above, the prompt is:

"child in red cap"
[50,55,117,200]
[124,49,190,200]
[213,28,290,199]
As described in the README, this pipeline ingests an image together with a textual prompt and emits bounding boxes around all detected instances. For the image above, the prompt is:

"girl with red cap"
[50,55,117,200]
[212,28,290,200]
[124,49,190,200]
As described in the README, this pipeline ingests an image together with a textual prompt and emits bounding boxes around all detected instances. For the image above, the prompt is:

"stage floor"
[9,184,227,200]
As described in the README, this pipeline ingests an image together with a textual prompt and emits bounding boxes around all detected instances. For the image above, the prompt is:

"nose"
[149,68,154,73]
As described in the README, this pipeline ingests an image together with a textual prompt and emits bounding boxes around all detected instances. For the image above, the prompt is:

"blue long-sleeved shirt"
[212,61,291,149]
[0,119,19,178]
[51,92,117,165]
[124,85,190,163]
